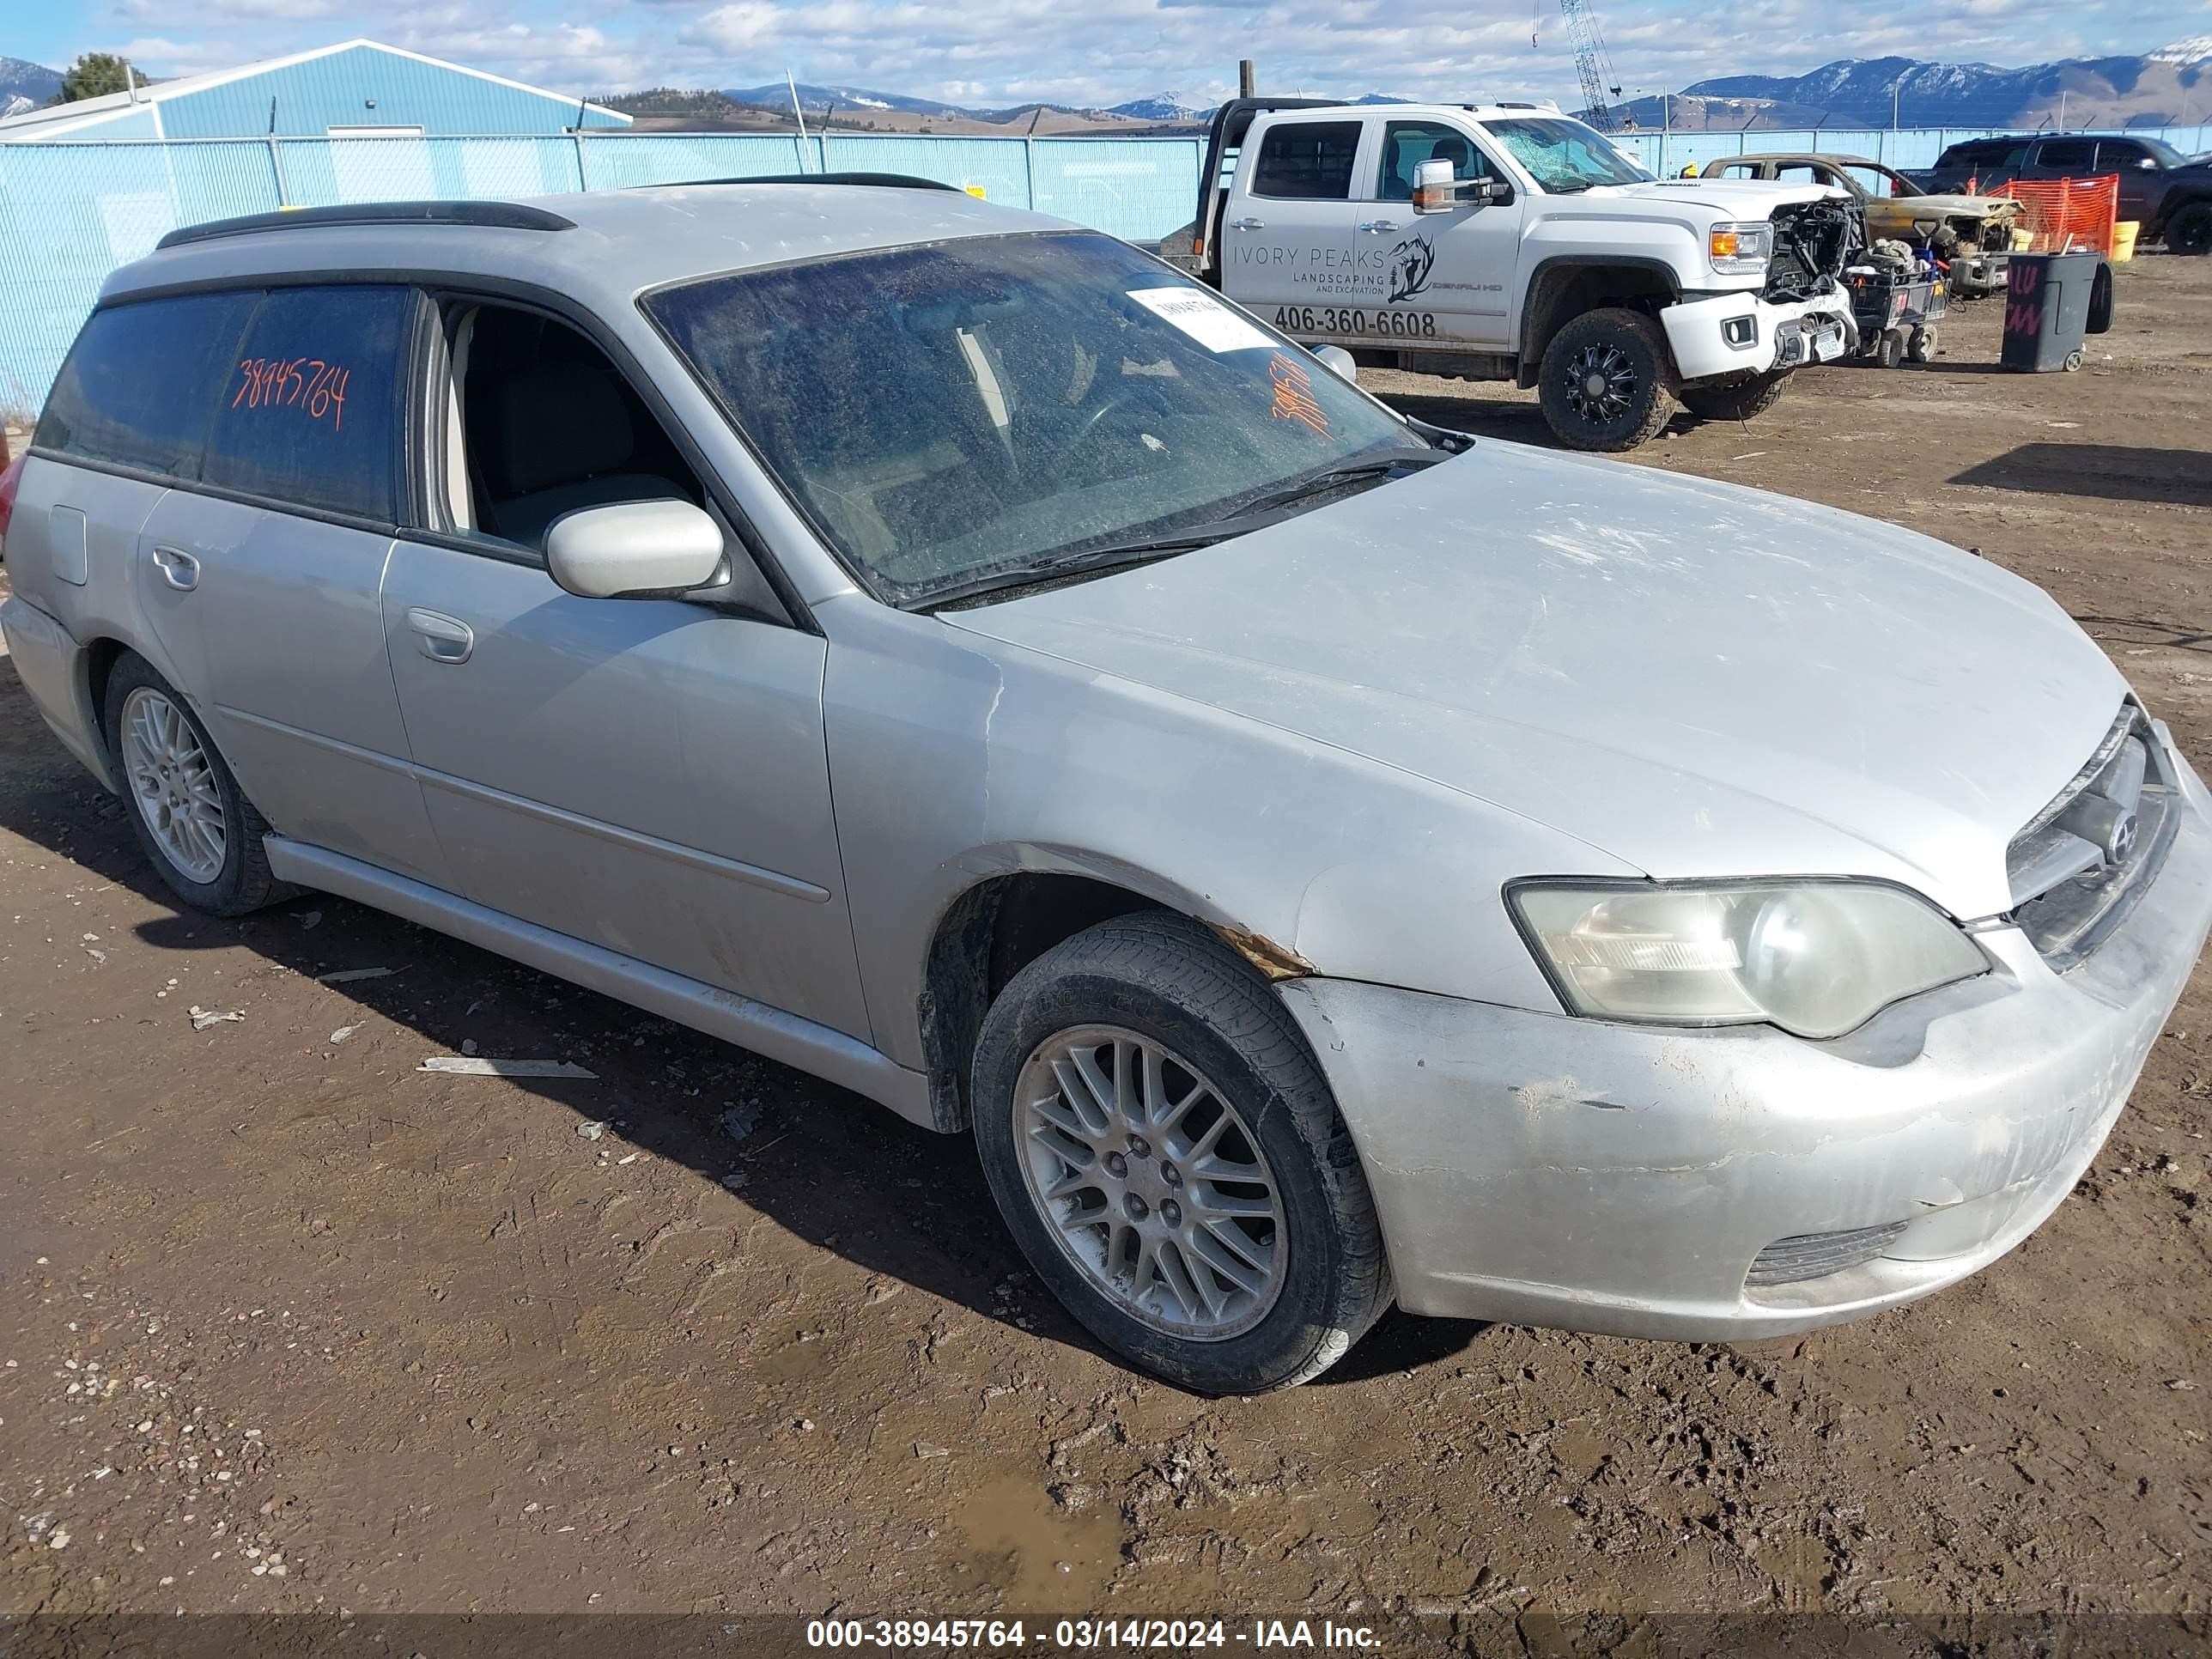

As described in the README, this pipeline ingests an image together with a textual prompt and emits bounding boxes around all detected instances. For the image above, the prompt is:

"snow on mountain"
[0,56,61,109]
[2148,36,2212,67]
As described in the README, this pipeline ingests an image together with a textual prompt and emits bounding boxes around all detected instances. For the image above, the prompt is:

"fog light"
[1723,316,1758,349]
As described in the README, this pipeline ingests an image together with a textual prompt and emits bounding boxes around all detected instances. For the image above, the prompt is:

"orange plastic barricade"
[1995,174,2121,255]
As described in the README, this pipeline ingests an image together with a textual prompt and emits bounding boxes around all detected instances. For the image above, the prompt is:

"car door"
[2029,137,2096,181]
[135,283,447,883]
[2093,140,2160,222]
[1222,117,1381,338]
[1359,118,1525,347]
[378,295,871,1038]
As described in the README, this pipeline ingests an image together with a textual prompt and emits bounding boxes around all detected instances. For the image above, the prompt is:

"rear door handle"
[1226,216,1265,231]
[150,545,200,592]
[1358,219,1400,234]
[405,607,474,665]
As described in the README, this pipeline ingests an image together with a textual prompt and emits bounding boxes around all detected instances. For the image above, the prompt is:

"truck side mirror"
[1412,159,1457,214]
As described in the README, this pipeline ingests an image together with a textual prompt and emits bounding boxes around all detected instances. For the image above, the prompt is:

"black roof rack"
[635,172,963,192]
[156,200,575,252]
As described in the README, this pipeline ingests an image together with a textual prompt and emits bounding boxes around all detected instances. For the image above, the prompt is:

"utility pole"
[2058,89,2068,131]
[1892,80,1900,131]
[1239,59,1255,98]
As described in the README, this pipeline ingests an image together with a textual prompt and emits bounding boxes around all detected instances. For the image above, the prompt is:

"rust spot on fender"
[1215,925,1315,981]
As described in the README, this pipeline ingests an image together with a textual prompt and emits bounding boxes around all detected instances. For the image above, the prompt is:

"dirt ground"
[2,257,2209,1645]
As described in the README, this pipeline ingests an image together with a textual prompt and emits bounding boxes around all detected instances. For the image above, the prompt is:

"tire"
[2166,203,2212,257]
[1908,325,1938,363]
[102,652,289,916]
[971,912,1391,1394]
[1875,329,1905,370]
[1678,370,1790,422]
[1537,307,1676,453]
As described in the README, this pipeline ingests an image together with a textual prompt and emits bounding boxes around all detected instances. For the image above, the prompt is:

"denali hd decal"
[1232,233,1440,301]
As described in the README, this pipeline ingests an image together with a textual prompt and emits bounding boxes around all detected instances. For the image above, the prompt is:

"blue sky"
[8,0,2205,107]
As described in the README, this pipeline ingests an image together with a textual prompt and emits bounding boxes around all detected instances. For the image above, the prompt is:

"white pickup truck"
[1161,98,1865,450]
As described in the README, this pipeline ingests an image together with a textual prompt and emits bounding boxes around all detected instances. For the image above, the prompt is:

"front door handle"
[1358,219,1400,234]
[150,545,200,592]
[1226,216,1265,231]
[405,607,474,665]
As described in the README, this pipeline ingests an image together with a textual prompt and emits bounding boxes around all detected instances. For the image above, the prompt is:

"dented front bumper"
[1279,733,2212,1341]
[1662,289,1855,384]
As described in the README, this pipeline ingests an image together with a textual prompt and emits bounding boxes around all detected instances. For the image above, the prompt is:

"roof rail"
[635,172,963,192]
[155,199,575,252]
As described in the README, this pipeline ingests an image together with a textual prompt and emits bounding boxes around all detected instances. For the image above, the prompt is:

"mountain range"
[0,54,62,112]
[1609,38,2212,131]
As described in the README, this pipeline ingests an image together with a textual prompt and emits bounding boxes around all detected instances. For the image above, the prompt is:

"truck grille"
[2006,705,2177,970]
[1746,1221,1908,1287]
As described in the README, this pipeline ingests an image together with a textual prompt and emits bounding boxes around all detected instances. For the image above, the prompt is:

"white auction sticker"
[1127,287,1276,353]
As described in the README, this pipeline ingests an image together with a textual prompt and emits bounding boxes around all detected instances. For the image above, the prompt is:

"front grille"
[2006,704,2178,970]
[1746,1221,1908,1287]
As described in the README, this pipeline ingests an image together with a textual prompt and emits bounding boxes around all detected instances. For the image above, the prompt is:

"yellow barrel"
[2110,220,2139,262]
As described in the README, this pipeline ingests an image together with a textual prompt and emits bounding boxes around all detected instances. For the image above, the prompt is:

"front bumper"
[1662,289,1855,383]
[1947,250,2009,295]
[1280,731,2212,1340]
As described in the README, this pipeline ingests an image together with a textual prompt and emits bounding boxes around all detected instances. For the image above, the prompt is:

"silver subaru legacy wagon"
[3,182,2208,1393]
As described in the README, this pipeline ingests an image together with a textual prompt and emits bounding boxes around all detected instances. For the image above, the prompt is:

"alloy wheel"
[1014,1024,1286,1340]
[1564,342,1639,425]
[120,686,227,884]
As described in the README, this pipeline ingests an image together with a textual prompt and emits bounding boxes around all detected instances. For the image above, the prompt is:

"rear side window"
[35,292,258,479]
[204,285,415,522]
[1250,121,1363,199]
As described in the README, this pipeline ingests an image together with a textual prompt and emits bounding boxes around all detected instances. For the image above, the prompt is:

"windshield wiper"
[1224,450,1449,518]
[921,451,1450,611]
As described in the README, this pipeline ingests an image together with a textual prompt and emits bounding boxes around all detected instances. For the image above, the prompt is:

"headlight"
[1509,881,1989,1039]
[1708,221,1773,274]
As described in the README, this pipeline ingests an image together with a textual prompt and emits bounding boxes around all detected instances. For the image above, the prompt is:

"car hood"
[941,443,2127,920]
[1589,179,1845,215]
[1880,191,2019,219]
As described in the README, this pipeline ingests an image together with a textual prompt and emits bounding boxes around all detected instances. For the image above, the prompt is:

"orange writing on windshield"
[232,358,351,430]
[1267,351,1330,438]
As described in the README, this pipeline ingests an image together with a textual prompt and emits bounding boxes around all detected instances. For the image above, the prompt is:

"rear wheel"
[971,913,1391,1393]
[1537,307,1675,452]
[1678,371,1790,422]
[103,653,287,916]
[2166,202,2212,257]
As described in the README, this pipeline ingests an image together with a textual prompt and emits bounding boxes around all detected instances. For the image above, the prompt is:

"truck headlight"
[1508,880,1989,1039]
[1708,222,1773,274]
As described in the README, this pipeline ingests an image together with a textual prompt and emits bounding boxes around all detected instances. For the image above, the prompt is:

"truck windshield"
[644,231,1429,607]
[1484,118,1652,192]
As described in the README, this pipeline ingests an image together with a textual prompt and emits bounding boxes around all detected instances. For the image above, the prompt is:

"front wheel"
[971,913,1391,1393]
[2166,202,2212,257]
[1678,370,1790,422]
[1537,307,1676,452]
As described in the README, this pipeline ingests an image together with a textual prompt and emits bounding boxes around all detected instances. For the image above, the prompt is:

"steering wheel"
[1035,387,1162,476]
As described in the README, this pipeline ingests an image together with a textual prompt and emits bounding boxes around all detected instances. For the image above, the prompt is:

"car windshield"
[1483,118,1652,191]
[2136,137,2186,168]
[643,231,1428,606]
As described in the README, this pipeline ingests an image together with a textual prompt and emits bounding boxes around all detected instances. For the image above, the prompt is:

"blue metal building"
[0,39,630,142]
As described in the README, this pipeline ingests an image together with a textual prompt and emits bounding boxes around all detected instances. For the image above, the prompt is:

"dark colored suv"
[1910,134,2212,253]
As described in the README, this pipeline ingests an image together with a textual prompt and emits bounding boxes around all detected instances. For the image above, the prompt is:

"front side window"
[1481,118,1652,193]
[1375,123,1496,200]
[2035,140,2094,170]
[36,292,258,479]
[1250,121,1363,199]
[203,285,414,521]
[645,232,1427,607]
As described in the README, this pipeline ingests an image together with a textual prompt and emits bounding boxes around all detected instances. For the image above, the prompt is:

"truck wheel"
[1538,308,1675,452]
[2167,203,2212,257]
[1678,371,1789,422]
[970,912,1392,1394]
[102,652,289,917]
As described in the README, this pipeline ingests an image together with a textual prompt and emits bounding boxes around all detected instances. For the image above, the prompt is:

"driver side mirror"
[1413,160,1512,213]
[546,499,726,599]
